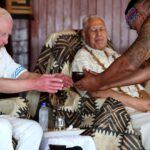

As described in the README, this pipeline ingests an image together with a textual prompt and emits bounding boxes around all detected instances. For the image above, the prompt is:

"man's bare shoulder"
[137,15,150,59]
[139,15,150,38]
[123,16,150,68]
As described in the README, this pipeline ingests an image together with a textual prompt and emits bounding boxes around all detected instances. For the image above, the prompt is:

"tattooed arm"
[76,17,150,91]
[100,33,150,89]
[101,66,150,88]
[100,16,150,89]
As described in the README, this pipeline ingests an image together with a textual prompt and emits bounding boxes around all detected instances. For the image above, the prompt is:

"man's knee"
[0,118,13,150]
[26,120,43,138]
[0,118,12,131]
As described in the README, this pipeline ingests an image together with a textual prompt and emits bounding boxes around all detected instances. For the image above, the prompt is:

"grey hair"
[82,15,105,31]
[0,7,13,22]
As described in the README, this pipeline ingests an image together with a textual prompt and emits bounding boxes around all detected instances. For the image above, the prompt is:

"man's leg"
[130,112,150,149]
[0,117,14,150]
[8,117,43,150]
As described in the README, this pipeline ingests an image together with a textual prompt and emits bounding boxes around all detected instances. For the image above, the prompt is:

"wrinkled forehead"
[87,18,105,29]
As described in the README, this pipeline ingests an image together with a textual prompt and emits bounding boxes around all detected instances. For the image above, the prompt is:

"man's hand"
[130,99,150,112]
[55,73,73,88]
[31,74,72,93]
[75,69,101,92]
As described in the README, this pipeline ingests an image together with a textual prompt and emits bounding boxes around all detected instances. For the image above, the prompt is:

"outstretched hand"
[32,74,72,93]
[75,69,101,92]
[55,73,73,88]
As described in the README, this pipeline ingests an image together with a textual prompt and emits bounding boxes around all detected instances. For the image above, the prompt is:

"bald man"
[0,7,72,150]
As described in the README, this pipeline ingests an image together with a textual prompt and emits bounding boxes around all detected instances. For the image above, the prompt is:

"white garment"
[0,118,13,150]
[72,45,150,149]
[0,116,43,150]
[72,45,144,97]
[130,112,150,150]
[0,47,42,150]
[0,47,27,78]
[40,134,96,150]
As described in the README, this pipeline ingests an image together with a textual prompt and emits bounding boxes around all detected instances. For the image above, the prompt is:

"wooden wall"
[29,0,137,70]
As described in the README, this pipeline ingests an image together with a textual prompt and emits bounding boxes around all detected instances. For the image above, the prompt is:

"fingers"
[89,70,99,75]
[83,69,91,76]
[63,77,73,88]
[82,69,99,77]
[39,73,73,93]
[53,73,73,88]
[42,74,63,82]
[74,80,85,90]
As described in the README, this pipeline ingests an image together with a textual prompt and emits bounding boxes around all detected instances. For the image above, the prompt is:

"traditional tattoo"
[125,2,144,28]
[124,16,150,68]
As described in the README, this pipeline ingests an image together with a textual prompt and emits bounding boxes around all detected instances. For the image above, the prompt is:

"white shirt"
[0,47,27,79]
[72,45,144,98]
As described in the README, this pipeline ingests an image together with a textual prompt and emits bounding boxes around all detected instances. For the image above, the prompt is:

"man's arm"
[99,16,150,89]
[76,42,148,91]
[90,89,150,112]
[102,66,150,88]
[0,71,72,93]
[76,17,150,91]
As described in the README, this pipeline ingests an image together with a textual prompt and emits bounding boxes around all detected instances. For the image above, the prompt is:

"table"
[40,130,96,150]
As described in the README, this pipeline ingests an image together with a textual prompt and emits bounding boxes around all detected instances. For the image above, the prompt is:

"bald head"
[0,7,13,23]
[0,7,13,47]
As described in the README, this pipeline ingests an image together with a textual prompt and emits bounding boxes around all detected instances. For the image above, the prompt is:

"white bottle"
[39,102,49,131]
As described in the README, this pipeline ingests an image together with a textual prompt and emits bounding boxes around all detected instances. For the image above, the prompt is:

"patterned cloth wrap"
[27,29,144,150]
[0,97,30,118]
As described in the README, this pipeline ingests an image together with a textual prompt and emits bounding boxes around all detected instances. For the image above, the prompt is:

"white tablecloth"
[40,131,96,150]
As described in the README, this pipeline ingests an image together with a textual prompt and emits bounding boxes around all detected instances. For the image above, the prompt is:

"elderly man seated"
[72,15,150,149]
[0,7,72,150]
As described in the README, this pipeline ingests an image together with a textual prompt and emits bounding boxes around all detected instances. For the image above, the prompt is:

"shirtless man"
[76,0,150,91]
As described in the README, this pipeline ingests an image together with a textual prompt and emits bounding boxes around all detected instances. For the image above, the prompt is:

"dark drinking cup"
[72,72,84,83]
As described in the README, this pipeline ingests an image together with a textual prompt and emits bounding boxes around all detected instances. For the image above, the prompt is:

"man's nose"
[96,29,102,35]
